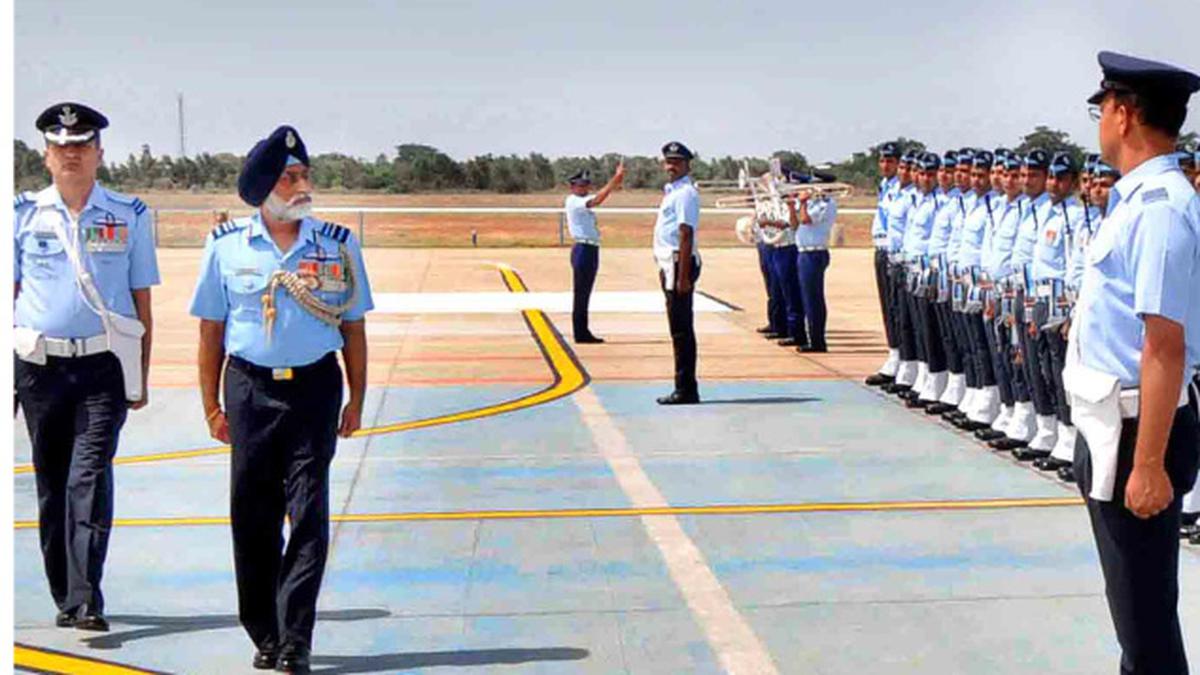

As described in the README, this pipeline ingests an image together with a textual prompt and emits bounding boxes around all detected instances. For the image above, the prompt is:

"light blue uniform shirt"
[1076,154,1200,386]
[1032,196,1084,281]
[956,190,996,269]
[564,194,600,242]
[982,194,1024,279]
[189,214,375,368]
[14,184,160,339]
[886,184,917,254]
[794,196,836,248]
[946,191,977,266]
[901,190,939,261]
[653,175,701,262]
[1067,206,1103,290]
[1011,192,1052,271]
[871,176,899,246]
[926,188,959,258]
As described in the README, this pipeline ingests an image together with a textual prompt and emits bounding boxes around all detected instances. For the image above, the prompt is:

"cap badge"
[286,130,297,149]
[59,106,78,127]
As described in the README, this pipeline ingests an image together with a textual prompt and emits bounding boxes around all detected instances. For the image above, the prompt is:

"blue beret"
[1083,152,1100,172]
[956,150,974,167]
[1175,150,1196,170]
[1048,152,1078,177]
[1088,51,1200,104]
[568,169,592,184]
[1024,149,1049,170]
[941,151,958,167]
[993,148,1011,161]
[899,150,916,165]
[36,102,108,145]
[972,151,994,169]
[879,142,901,158]
[1092,160,1120,179]
[1002,155,1022,170]
[662,141,694,160]
[237,125,309,207]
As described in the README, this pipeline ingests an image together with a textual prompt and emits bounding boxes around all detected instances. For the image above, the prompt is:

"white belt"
[573,238,600,246]
[1117,386,1192,419]
[43,334,110,358]
[798,246,829,252]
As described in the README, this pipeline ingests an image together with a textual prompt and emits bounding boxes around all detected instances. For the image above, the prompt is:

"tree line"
[15,127,1194,194]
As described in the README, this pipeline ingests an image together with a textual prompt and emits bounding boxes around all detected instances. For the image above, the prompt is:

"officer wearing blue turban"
[190,125,374,672]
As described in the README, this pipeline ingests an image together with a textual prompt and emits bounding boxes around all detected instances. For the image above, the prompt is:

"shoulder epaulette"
[1141,187,1169,204]
[13,192,34,210]
[319,221,351,244]
[211,221,245,240]
[106,190,150,216]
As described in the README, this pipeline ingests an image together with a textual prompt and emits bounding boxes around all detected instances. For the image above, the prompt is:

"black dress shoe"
[574,335,605,344]
[906,398,935,409]
[1180,523,1200,540]
[55,608,76,628]
[989,437,1027,451]
[924,403,952,415]
[777,337,799,347]
[1032,457,1071,472]
[755,325,774,334]
[1013,447,1050,461]
[941,410,965,422]
[1056,465,1076,483]
[958,420,990,432]
[899,388,919,401]
[254,641,280,670]
[762,332,781,340]
[73,606,109,632]
[1190,532,1200,546]
[884,383,911,395]
[656,391,700,405]
[865,373,894,387]
[975,428,1006,441]
[799,345,828,353]
[275,643,311,673]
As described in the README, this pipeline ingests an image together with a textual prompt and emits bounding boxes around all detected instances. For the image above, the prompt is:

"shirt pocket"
[20,236,66,279]
[224,270,271,321]
[90,249,131,291]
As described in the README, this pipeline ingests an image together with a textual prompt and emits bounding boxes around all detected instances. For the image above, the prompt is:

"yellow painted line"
[14,642,164,674]
[13,264,587,475]
[13,496,1083,530]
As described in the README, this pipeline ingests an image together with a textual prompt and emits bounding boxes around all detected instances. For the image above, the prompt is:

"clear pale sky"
[13,0,1200,164]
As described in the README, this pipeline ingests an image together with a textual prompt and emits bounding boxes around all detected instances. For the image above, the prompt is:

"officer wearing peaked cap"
[654,141,702,404]
[866,141,903,386]
[190,125,374,673]
[564,162,625,344]
[1067,50,1200,674]
[14,103,160,633]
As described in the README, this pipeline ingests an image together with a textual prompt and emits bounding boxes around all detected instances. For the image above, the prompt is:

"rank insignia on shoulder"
[1141,187,1168,204]
[212,221,242,240]
[319,222,351,244]
[14,193,33,210]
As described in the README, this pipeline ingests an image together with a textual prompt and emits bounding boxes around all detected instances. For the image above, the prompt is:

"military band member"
[787,186,837,352]
[1066,51,1200,673]
[190,125,374,672]
[14,103,159,632]
[564,162,625,344]
[653,142,702,405]
[866,142,903,385]
[764,185,806,348]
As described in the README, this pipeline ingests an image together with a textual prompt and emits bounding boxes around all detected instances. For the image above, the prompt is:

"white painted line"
[371,291,732,314]
[572,387,782,675]
[154,206,875,216]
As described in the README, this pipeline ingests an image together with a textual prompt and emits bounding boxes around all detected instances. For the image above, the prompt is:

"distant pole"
[558,212,565,245]
[357,211,365,245]
[177,93,186,158]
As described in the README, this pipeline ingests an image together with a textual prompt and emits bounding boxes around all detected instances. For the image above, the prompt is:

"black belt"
[228,353,337,381]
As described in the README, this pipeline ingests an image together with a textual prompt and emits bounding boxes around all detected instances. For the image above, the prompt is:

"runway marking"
[11,497,1084,530]
[571,386,781,675]
[14,642,165,674]
[12,265,587,476]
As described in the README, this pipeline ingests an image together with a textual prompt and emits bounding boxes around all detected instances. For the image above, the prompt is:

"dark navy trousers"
[570,243,599,339]
[16,352,127,614]
[226,353,342,650]
[768,245,804,342]
[758,242,784,334]
[797,249,830,350]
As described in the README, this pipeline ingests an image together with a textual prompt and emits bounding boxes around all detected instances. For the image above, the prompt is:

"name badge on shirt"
[299,253,347,293]
[85,214,129,253]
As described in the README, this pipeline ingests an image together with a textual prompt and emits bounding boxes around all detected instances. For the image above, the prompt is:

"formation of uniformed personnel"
[653,141,702,405]
[1064,51,1200,673]
[189,125,374,673]
[14,103,159,632]
[564,162,625,344]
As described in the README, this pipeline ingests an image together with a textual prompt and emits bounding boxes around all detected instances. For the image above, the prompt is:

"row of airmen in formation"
[863,142,1200,531]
